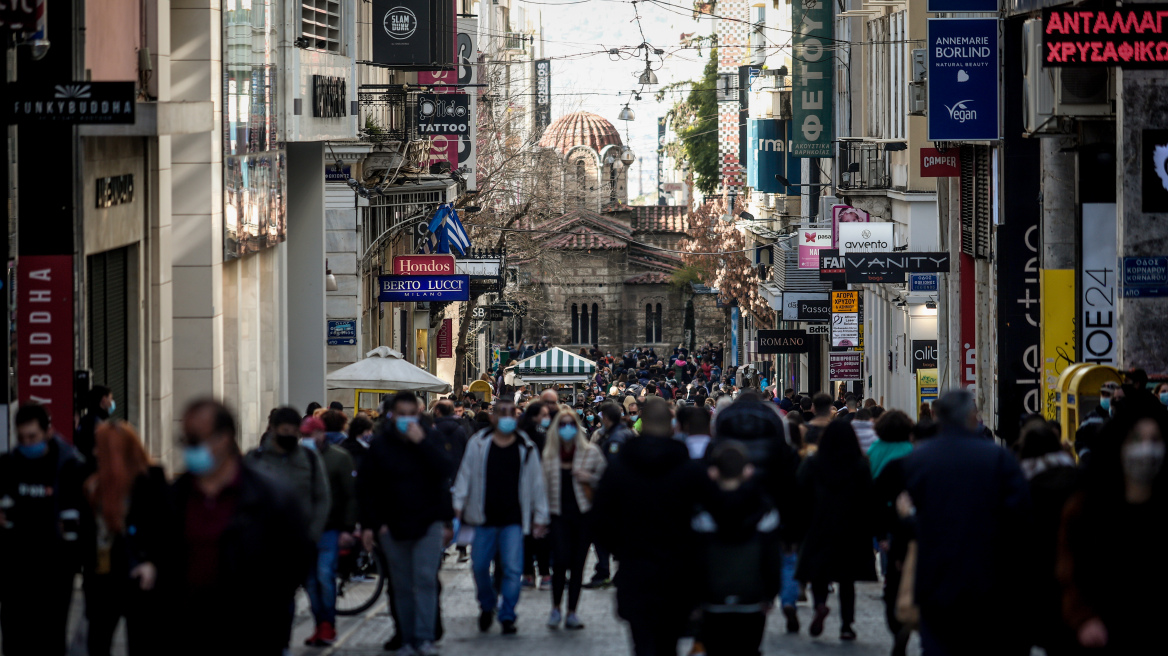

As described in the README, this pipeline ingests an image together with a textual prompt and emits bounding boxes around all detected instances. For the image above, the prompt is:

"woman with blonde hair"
[542,409,607,630]
[82,421,168,656]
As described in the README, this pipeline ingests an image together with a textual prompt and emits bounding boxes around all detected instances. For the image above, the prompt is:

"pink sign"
[798,229,833,270]
[831,205,870,248]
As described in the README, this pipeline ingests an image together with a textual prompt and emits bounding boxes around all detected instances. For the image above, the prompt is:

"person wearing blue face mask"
[453,397,550,636]
[518,401,553,589]
[0,403,85,656]
[167,400,315,656]
[75,384,115,476]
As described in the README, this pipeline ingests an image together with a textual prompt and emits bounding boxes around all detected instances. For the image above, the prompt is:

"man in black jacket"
[433,400,469,474]
[584,402,635,589]
[168,400,315,656]
[592,397,713,656]
[358,392,454,655]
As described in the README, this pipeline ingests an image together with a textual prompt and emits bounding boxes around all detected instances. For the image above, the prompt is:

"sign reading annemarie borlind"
[927,18,998,142]
[378,275,469,302]
[791,0,833,158]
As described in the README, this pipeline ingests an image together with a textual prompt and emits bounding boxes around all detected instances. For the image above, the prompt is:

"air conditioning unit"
[1023,18,1113,135]
[909,83,926,116]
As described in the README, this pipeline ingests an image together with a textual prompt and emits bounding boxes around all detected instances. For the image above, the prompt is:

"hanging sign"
[791,0,834,157]
[17,255,75,431]
[829,352,863,381]
[1043,7,1168,68]
[534,59,552,132]
[831,313,859,347]
[807,324,830,335]
[920,148,961,177]
[838,222,894,254]
[782,292,831,321]
[6,82,136,125]
[927,18,999,142]
[912,339,938,372]
[798,229,833,269]
[831,291,859,313]
[831,205,870,248]
[844,252,952,284]
[378,274,470,301]
[416,94,470,134]
[437,318,453,358]
[819,249,845,282]
[372,0,431,66]
[328,319,357,346]
[757,330,812,354]
[393,254,456,276]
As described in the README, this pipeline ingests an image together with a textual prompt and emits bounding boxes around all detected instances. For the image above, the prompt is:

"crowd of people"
[0,363,1165,656]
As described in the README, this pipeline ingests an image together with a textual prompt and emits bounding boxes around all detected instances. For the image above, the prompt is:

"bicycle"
[335,542,389,616]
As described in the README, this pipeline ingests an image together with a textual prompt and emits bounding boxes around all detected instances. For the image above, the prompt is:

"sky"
[523,0,716,196]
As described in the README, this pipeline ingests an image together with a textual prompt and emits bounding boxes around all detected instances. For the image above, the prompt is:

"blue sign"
[731,306,740,368]
[927,19,999,142]
[747,119,800,194]
[328,319,357,346]
[927,0,996,12]
[1122,256,1168,298]
[378,275,470,302]
[909,273,939,292]
[326,164,351,182]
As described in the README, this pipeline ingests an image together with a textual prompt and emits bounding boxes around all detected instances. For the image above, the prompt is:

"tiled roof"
[624,272,673,284]
[632,205,689,233]
[537,111,623,155]
[534,209,635,251]
[544,231,626,250]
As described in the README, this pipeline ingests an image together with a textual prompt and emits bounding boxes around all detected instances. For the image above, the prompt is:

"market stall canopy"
[326,346,453,393]
[512,347,596,383]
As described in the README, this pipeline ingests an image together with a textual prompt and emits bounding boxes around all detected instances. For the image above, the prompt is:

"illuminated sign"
[1043,7,1168,68]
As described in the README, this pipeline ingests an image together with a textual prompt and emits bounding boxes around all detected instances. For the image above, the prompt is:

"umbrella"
[326,346,452,393]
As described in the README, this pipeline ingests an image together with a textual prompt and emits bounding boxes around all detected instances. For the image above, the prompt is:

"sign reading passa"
[757,330,813,354]
[1043,7,1168,68]
[781,292,831,322]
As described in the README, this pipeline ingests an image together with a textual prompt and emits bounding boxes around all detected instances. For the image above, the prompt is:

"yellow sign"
[1040,269,1076,421]
[832,291,858,313]
[917,368,939,421]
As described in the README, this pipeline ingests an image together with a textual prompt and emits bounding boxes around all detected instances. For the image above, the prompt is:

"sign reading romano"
[393,254,455,276]
[378,274,470,301]
[1043,7,1168,68]
[757,330,813,354]
[791,0,834,157]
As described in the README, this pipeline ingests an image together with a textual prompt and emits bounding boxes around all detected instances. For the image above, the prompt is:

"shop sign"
[819,248,845,282]
[798,229,833,269]
[927,18,999,142]
[18,255,75,430]
[806,324,830,336]
[920,148,961,177]
[437,318,453,358]
[831,313,859,347]
[378,274,469,301]
[844,252,952,284]
[1080,204,1117,364]
[831,291,859,313]
[372,0,430,66]
[747,119,790,193]
[909,273,939,292]
[535,60,552,132]
[328,319,357,346]
[1122,256,1168,298]
[829,352,863,381]
[1043,7,1168,68]
[416,94,470,134]
[791,0,834,157]
[912,339,938,372]
[838,222,893,254]
[831,205,870,248]
[927,0,996,12]
[6,81,136,124]
[96,174,134,209]
[782,292,830,321]
[393,254,455,276]
[455,258,501,277]
[757,330,812,354]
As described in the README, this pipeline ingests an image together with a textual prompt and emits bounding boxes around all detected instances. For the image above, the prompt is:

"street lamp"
[774,174,832,188]
[618,104,635,121]
[620,146,636,165]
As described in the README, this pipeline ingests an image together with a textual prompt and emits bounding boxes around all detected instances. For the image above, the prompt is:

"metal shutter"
[88,248,129,421]
[959,145,992,259]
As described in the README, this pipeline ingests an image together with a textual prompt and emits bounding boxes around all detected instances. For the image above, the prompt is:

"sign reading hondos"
[837,222,894,254]
[393,254,456,276]
[792,0,834,158]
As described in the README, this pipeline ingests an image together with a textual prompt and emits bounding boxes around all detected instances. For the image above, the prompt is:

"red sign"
[437,318,453,359]
[1043,7,1168,68]
[393,254,455,276]
[17,255,75,435]
[920,148,960,177]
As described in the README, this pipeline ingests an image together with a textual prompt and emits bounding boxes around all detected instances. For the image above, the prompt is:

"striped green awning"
[514,347,596,376]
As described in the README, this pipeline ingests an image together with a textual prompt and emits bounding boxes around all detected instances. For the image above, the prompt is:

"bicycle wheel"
[335,545,388,616]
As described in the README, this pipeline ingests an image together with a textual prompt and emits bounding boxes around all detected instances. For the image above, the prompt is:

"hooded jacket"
[246,439,331,541]
[452,428,550,534]
[357,424,454,541]
[691,481,783,612]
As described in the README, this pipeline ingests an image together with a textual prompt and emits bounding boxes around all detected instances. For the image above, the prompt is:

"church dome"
[538,111,623,155]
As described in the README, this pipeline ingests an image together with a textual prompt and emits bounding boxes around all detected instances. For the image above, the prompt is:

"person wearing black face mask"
[0,404,85,656]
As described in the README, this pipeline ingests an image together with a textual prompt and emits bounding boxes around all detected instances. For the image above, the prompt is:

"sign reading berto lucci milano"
[378,275,469,302]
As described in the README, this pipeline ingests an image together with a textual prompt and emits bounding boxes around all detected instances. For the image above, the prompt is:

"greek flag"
[425,204,471,256]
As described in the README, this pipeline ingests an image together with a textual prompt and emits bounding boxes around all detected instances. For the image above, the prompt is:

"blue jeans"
[779,549,800,608]
[305,530,339,625]
[471,525,524,622]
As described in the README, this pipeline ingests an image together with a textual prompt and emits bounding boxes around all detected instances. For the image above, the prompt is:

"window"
[580,303,590,344]
[508,317,523,344]
[865,11,907,140]
[645,304,653,343]
[575,159,586,206]
[609,165,618,203]
[654,304,663,342]
[645,303,662,343]
[571,303,579,343]
[960,145,992,259]
[301,0,342,53]
[572,302,595,344]
[590,303,599,346]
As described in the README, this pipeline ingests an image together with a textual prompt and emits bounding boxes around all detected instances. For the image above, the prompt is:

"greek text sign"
[927,18,999,142]
[791,0,834,158]
[829,352,863,381]
[378,275,470,301]
[328,319,357,346]
[1043,7,1168,68]
[831,291,859,313]
[1122,256,1168,298]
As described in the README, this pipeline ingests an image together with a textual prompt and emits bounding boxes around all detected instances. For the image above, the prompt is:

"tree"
[667,49,720,196]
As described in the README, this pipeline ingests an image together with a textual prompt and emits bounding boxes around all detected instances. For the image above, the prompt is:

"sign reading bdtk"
[7,82,136,124]
[757,330,812,354]
[1122,256,1168,298]
[378,275,470,301]
[1043,7,1168,68]
[928,19,999,142]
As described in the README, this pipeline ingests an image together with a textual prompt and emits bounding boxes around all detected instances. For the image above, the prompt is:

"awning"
[512,347,596,382]
[326,346,453,393]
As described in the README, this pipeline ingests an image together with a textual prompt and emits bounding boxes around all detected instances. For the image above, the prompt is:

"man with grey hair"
[899,389,1030,655]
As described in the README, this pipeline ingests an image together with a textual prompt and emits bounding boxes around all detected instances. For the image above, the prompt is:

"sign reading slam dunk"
[792,0,834,157]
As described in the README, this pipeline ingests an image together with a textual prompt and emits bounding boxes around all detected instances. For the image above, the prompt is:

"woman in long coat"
[796,421,878,641]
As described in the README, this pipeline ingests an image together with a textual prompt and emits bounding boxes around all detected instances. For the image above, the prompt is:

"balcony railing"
[838,140,892,191]
[504,32,528,51]
[358,85,419,143]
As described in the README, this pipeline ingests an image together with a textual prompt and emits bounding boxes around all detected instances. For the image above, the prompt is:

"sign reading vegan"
[417,94,470,134]
[378,275,470,301]
[6,82,136,125]
[393,254,456,276]
[1043,7,1168,68]
[757,330,813,354]
[792,0,834,158]
[372,0,430,66]
[927,19,999,142]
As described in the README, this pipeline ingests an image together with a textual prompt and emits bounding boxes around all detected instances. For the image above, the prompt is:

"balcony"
[503,32,528,52]
[357,85,419,143]
[838,140,893,191]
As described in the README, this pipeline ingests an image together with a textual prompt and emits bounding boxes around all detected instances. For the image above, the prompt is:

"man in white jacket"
[453,398,550,636]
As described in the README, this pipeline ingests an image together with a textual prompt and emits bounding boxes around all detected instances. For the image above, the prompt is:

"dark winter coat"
[692,481,783,612]
[357,425,454,541]
[81,465,169,579]
[319,443,358,532]
[432,415,469,476]
[795,453,878,583]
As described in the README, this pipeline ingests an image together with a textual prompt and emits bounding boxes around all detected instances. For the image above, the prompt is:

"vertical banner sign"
[1040,270,1076,420]
[18,256,75,435]
[658,117,666,202]
[747,119,789,193]
[998,216,1042,435]
[791,0,833,158]
[927,19,999,142]
[534,59,552,134]
[459,17,478,191]
[437,318,453,358]
[731,306,741,368]
[1080,204,1117,365]
[960,252,977,394]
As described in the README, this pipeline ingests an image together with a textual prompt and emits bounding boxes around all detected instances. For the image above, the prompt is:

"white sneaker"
[417,642,440,656]
[396,646,419,656]
[565,612,585,630]
[547,608,563,627]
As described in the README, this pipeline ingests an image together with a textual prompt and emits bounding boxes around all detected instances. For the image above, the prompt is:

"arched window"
[575,159,587,207]
[591,303,599,347]
[571,303,579,344]
[580,303,590,344]
[609,165,618,203]
[654,303,663,342]
[645,304,653,343]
